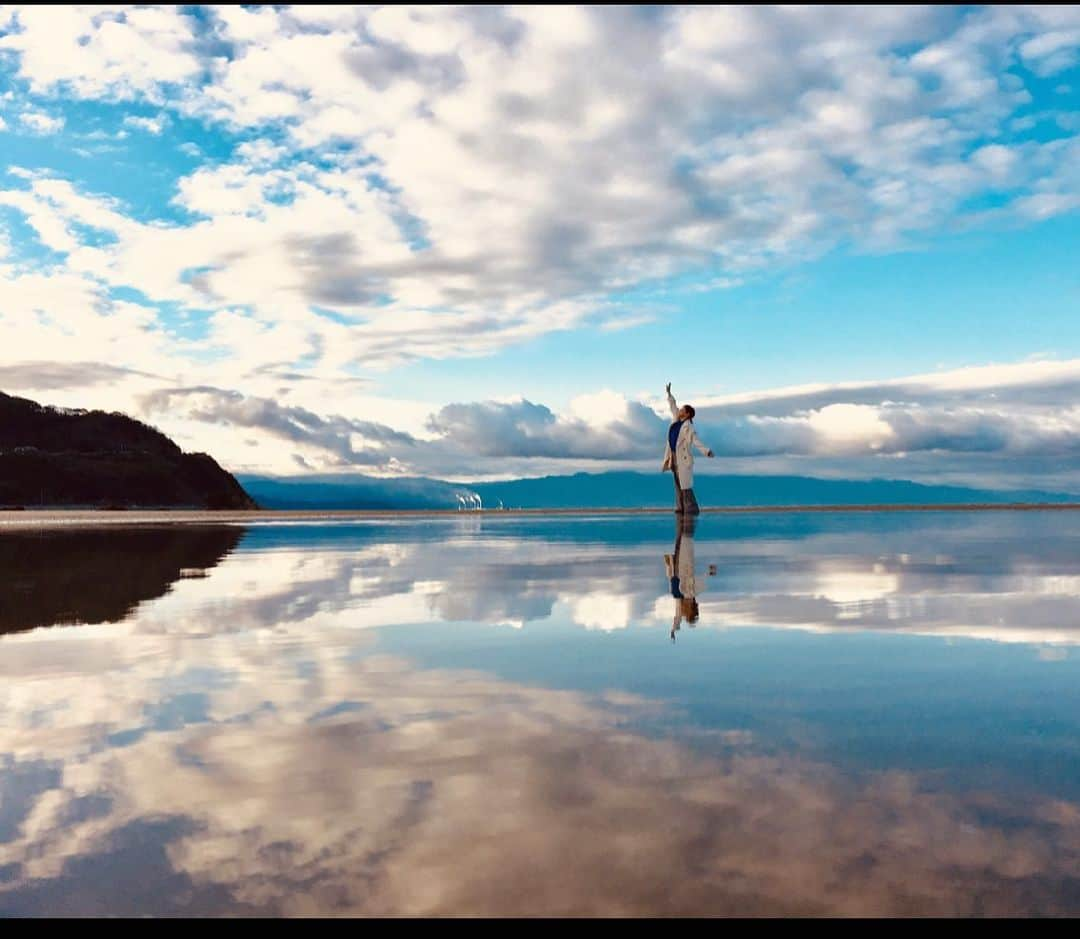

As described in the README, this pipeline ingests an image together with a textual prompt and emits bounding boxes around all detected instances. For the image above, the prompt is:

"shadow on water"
[0,526,245,635]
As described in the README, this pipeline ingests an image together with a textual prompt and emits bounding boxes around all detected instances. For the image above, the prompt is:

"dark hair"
[682,597,699,624]
[683,404,696,420]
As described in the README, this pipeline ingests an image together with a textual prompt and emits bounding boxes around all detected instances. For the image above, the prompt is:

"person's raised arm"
[688,423,714,458]
[665,382,678,420]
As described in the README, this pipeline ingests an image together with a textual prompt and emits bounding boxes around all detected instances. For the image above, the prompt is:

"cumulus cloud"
[12,353,1080,484]
[0,6,1076,482]
[409,358,1080,484]
[0,6,204,100]
[690,358,1080,461]
[17,108,63,134]
[426,394,664,461]
[139,386,417,468]
[0,5,1076,375]
[122,113,167,135]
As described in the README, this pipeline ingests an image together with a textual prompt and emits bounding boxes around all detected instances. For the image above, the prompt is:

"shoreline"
[2,503,1080,529]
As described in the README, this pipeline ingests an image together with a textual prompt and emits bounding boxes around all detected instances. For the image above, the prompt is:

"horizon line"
[4,503,1080,529]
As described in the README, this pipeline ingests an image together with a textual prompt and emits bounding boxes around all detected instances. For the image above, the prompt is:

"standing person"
[662,382,714,514]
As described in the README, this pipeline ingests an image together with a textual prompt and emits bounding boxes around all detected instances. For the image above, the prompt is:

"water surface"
[3,511,1080,915]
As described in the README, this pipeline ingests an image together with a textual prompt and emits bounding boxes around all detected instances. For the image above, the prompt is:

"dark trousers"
[672,467,700,514]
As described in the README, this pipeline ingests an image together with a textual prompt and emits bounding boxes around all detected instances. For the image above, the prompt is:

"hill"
[0,391,257,509]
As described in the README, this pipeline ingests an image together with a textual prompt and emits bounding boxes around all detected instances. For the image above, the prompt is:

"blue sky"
[0,5,1078,486]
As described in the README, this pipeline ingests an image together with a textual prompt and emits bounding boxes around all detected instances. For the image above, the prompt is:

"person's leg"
[672,468,685,513]
[683,487,700,515]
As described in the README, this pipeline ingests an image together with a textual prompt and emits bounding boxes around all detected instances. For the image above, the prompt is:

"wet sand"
[2,503,1080,529]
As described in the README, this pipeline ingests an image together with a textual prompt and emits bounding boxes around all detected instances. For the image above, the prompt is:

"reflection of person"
[662,382,714,515]
[664,517,713,641]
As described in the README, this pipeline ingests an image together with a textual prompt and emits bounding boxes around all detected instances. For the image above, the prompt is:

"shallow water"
[3,510,1080,915]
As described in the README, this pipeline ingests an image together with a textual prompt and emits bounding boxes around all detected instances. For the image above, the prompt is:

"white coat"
[664,526,700,636]
[661,390,711,490]
[664,533,697,600]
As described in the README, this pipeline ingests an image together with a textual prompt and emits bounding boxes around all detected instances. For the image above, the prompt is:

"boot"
[683,488,701,515]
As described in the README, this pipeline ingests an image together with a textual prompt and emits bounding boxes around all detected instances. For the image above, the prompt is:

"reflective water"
[3,511,1080,915]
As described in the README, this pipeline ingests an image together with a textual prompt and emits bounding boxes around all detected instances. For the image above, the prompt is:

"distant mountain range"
[240,470,1078,511]
[470,472,1079,508]
[239,473,479,511]
[240,473,481,510]
[0,391,256,509]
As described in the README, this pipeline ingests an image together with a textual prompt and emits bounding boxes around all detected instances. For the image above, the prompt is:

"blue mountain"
[239,471,1077,511]
[238,473,480,510]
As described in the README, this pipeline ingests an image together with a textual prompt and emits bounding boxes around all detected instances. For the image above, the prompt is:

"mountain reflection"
[0,527,244,636]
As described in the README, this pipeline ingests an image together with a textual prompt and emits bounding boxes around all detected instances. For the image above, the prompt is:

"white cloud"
[123,113,167,135]
[1013,190,1080,220]
[0,6,203,100]
[0,4,1074,376]
[568,591,635,631]
[567,389,635,426]
[18,108,63,134]
[1020,28,1080,76]
[407,357,1080,484]
[805,403,896,452]
[0,6,1075,481]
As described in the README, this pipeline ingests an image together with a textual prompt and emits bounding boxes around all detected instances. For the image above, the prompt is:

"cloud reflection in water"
[3,512,1080,914]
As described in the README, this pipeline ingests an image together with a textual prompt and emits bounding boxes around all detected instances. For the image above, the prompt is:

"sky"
[0,5,1078,488]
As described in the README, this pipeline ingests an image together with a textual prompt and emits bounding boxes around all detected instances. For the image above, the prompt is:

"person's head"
[678,404,696,422]
[681,597,699,625]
